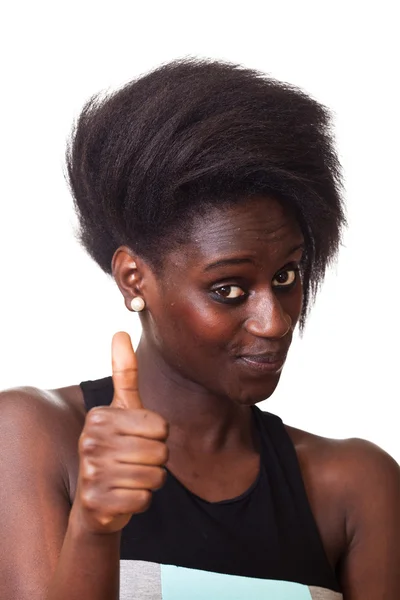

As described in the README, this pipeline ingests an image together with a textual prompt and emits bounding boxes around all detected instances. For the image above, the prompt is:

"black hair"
[66,58,345,326]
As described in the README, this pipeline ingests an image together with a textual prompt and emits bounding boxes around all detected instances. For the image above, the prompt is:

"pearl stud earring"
[131,297,145,312]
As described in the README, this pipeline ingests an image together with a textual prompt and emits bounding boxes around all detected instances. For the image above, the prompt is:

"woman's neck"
[135,337,254,454]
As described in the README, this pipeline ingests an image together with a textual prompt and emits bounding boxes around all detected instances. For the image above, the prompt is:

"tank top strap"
[252,405,336,587]
[80,376,113,411]
[252,406,312,509]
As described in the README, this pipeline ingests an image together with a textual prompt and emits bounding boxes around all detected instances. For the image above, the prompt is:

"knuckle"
[134,490,152,513]
[79,434,98,454]
[80,489,100,512]
[86,407,108,427]
[81,460,101,482]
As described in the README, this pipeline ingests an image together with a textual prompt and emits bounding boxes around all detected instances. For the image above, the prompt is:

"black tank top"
[80,377,342,600]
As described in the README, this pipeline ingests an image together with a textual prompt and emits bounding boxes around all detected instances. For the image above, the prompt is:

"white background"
[0,1,398,461]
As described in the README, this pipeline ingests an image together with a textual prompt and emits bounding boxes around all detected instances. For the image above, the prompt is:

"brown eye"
[215,285,246,299]
[272,269,297,288]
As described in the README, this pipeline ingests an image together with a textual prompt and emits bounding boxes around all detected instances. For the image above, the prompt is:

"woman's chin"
[231,372,282,406]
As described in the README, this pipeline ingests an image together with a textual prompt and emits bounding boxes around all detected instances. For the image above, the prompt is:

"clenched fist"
[72,332,169,534]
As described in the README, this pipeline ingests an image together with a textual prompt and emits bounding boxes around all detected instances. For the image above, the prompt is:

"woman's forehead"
[169,197,303,266]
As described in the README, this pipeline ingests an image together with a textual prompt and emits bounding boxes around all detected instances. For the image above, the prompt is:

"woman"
[0,59,398,600]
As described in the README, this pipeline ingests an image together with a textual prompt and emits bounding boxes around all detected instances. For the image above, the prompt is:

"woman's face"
[141,196,304,405]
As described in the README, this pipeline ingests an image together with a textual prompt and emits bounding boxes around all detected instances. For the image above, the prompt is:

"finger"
[81,457,167,490]
[104,464,167,492]
[83,488,152,522]
[82,407,168,442]
[100,488,153,519]
[81,435,169,466]
[115,438,169,466]
[111,332,143,410]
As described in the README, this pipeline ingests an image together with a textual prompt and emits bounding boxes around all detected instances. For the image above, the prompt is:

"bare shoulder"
[0,385,88,598]
[285,422,399,494]
[0,383,85,433]
[284,422,400,592]
[0,384,86,501]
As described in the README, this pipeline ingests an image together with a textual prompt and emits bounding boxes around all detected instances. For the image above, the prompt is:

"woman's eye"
[214,285,246,299]
[272,269,297,288]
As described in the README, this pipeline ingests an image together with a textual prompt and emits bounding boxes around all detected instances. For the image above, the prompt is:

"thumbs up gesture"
[74,332,169,534]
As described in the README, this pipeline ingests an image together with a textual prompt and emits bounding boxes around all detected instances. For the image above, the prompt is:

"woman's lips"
[237,353,287,373]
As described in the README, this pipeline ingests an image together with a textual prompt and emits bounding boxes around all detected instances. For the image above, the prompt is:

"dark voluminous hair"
[66,58,345,326]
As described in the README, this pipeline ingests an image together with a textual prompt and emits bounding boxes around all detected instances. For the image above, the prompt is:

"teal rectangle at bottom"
[161,564,312,600]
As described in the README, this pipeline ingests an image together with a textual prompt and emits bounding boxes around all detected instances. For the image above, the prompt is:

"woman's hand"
[72,332,169,534]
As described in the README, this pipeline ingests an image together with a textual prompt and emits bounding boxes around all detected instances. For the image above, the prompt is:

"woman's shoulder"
[285,422,399,591]
[284,421,399,510]
[0,384,86,500]
[0,383,86,424]
[259,410,398,488]
[285,421,399,569]
[284,421,399,485]
[0,383,87,456]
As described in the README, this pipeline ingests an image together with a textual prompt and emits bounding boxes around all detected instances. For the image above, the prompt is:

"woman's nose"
[244,292,292,339]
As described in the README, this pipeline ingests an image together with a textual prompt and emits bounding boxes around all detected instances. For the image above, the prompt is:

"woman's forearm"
[46,511,121,600]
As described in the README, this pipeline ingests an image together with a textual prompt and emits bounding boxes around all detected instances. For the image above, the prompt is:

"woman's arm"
[0,388,120,600]
[46,516,121,600]
[0,334,167,599]
[338,439,400,599]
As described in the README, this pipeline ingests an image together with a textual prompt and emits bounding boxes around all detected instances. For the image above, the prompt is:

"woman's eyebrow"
[285,242,305,258]
[204,243,305,272]
[204,257,254,272]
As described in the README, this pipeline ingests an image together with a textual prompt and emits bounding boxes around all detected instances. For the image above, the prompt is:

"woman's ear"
[111,246,146,312]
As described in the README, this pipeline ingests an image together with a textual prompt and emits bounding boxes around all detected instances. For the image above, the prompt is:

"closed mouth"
[238,353,287,364]
[235,353,287,374]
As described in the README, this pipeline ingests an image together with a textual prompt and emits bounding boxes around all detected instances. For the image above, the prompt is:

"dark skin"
[0,196,399,599]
